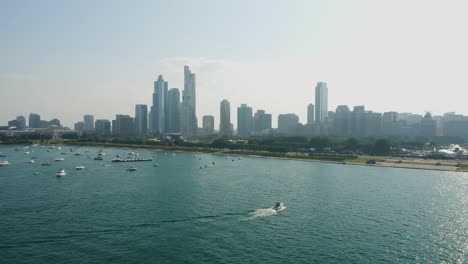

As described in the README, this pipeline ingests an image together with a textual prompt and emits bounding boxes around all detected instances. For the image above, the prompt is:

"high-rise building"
[114,115,135,136]
[135,104,148,136]
[420,112,437,138]
[333,105,352,137]
[278,114,299,134]
[202,115,215,135]
[382,112,399,136]
[15,116,26,130]
[83,115,94,131]
[7,120,18,129]
[74,122,84,131]
[253,110,272,134]
[151,75,168,135]
[167,88,181,133]
[219,99,232,136]
[237,104,253,137]
[315,82,328,123]
[181,66,197,138]
[95,119,111,136]
[307,104,315,125]
[29,113,41,128]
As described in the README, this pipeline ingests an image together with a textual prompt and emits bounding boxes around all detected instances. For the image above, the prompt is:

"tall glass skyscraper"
[181,66,197,138]
[237,104,253,137]
[28,113,41,129]
[219,99,231,136]
[307,104,315,125]
[315,82,328,123]
[167,88,181,133]
[151,75,168,135]
[83,115,94,131]
[135,104,148,136]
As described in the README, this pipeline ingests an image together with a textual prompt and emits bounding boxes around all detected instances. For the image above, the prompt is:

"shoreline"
[2,142,467,173]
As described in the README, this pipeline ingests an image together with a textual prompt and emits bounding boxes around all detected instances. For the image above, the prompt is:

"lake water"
[0,145,466,263]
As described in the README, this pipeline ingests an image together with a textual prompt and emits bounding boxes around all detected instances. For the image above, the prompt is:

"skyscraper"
[151,75,168,135]
[278,114,299,134]
[315,82,328,123]
[83,115,94,131]
[253,110,272,134]
[135,104,148,136]
[219,99,232,136]
[307,104,315,125]
[202,115,215,135]
[114,115,135,136]
[95,119,111,136]
[237,104,253,137]
[167,88,181,133]
[181,66,197,138]
[28,113,41,128]
[15,116,26,130]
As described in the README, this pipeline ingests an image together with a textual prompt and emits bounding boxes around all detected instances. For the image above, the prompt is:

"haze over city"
[2,0,468,128]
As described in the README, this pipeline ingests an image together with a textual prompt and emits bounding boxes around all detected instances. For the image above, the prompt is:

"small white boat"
[42,161,52,166]
[272,202,285,212]
[56,169,66,177]
[29,160,35,164]
[153,163,159,167]
[94,156,103,160]
[0,161,11,167]
[55,157,65,161]
[127,167,137,172]
[75,165,86,170]
[24,151,30,155]
[33,171,39,175]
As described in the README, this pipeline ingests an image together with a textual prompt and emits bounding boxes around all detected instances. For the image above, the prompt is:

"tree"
[373,139,390,156]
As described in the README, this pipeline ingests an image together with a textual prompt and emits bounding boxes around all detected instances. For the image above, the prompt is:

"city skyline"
[2,1,468,127]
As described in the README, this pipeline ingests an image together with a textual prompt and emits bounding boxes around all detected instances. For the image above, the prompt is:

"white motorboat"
[24,151,30,155]
[75,165,86,170]
[56,169,66,177]
[29,160,35,164]
[42,161,52,166]
[272,202,285,212]
[55,157,65,161]
[94,156,103,160]
[0,161,11,167]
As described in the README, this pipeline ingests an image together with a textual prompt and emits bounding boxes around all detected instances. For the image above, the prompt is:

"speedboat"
[0,161,11,167]
[127,167,137,172]
[33,171,39,175]
[153,163,159,167]
[55,157,65,161]
[42,161,52,166]
[75,165,85,170]
[56,169,66,177]
[272,202,284,211]
[29,160,35,164]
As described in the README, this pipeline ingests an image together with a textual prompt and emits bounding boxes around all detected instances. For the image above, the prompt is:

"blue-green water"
[0,145,466,263]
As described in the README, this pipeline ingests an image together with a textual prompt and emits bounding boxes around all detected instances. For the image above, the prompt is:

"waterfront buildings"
[315,82,328,123]
[202,115,215,135]
[167,88,181,133]
[307,104,315,125]
[113,115,135,136]
[278,114,299,134]
[219,99,232,136]
[95,119,111,136]
[83,115,94,131]
[253,110,272,134]
[237,104,253,137]
[29,113,41,129]
[135,105,148,136]
[181,66,197,138]
[151,75,168,135]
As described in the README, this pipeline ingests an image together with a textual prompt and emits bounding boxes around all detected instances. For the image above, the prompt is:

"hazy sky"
[1,0,467,128]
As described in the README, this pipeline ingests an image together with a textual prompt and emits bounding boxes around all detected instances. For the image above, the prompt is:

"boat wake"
[248,206,286,220]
